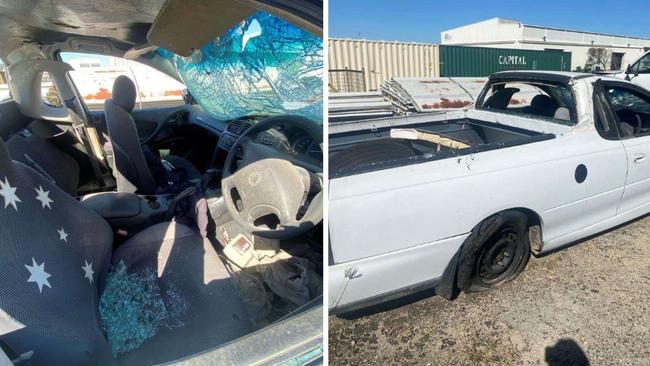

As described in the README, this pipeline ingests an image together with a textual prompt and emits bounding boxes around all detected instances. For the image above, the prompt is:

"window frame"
[631,52,650,75]
[0,57,12,102]
[475,79,578,126]
[593,79,650,140]
[56,50,185,112]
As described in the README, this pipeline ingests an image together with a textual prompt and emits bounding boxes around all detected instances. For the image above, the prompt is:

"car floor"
[105,223,255,365]
[205,189,323,327]
[104,218,322,365]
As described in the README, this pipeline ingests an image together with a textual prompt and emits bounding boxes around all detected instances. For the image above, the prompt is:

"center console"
[81,192,173,237]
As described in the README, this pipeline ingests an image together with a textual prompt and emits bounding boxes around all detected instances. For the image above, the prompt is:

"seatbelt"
[66,102,106,187]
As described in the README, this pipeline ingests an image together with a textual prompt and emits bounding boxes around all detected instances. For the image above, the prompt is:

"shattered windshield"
[159,12,323,123]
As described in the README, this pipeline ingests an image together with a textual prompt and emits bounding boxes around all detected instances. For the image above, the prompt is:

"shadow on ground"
[545,338,590,366]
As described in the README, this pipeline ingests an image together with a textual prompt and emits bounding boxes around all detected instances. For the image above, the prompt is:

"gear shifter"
[201,168,221,191]
[165,186,197,220]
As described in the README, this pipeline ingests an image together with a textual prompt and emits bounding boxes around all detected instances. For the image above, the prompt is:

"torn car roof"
[0,0,167,57]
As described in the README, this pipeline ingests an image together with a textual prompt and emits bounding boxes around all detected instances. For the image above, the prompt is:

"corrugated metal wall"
[439,45,572,77]
[329,40,574,90]
[329,38,439,91]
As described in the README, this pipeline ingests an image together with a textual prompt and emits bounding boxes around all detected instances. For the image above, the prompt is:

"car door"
[599,81,650,214]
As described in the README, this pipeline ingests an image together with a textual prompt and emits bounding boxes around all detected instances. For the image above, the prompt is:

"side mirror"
[627,65,638,76]
[181,88,195,105]
[625,65,639,81]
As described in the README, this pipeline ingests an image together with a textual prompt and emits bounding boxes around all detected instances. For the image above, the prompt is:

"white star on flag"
[34,185,53,209]
[0,177,21,210]
[25,258,52,293]
[57,227,68,243]
[82,260,94,284]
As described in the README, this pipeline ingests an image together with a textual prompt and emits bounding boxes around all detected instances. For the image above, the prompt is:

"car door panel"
[599,82,650,214]
[619,136,650,213]
[88,105,188,144]
[131,106,187,143]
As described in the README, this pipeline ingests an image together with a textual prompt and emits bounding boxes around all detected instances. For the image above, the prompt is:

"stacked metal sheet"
[328,91,394,123]
[328,77,490,123]
[390,77,487,113]
[381,80,417,114]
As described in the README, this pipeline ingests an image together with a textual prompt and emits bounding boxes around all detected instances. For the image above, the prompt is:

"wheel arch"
[437,207,542,300]
[476,207,543,233]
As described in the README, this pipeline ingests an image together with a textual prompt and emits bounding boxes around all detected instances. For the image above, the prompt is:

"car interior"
[0,1,323,365]
[605,86,650,138]
[481,81,576,123]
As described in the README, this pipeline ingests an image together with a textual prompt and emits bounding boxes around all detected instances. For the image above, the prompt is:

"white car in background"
[329,70,650,313]
[616,50,650,90]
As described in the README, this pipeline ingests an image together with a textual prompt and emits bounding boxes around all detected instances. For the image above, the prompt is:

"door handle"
[634,154,646,163]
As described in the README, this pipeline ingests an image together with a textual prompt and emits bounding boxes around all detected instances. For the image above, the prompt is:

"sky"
[329,0,650,44]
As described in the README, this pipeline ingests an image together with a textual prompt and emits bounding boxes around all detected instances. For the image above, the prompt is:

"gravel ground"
[329,216,650,365]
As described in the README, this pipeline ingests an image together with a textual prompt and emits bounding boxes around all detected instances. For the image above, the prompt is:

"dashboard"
[184,109,322,170]
[251,126,322,161]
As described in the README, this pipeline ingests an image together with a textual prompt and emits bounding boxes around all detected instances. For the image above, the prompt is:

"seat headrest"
[530,94,558,110]
[111,76,136,112]
[553,107,571,121]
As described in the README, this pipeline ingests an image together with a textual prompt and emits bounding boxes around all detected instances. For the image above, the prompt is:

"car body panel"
[328,233,468,311]
[328,72,649,311]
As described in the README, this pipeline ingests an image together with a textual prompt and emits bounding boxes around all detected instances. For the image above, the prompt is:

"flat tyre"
[464,211,531,292]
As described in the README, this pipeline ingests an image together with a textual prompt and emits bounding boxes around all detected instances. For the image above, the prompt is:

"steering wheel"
[222,115,323,239]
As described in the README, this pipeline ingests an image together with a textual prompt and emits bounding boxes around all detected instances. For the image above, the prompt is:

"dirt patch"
[329,216,650,365]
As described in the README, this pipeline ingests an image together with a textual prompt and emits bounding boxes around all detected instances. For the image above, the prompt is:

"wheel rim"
[477,228,520,285]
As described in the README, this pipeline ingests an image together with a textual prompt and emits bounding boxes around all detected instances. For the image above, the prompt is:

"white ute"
[328,71,650,313]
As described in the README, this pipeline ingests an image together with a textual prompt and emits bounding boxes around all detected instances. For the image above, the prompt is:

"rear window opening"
[477,80,577,125]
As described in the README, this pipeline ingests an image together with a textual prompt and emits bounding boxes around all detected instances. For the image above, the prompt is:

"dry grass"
[330,216,650,365]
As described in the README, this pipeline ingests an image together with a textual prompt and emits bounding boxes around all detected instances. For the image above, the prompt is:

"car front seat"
[104,76,200,194]
[0,138,253,365]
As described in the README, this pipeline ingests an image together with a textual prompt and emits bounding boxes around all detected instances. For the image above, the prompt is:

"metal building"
[328,38,439,91]
[441,18,650,71]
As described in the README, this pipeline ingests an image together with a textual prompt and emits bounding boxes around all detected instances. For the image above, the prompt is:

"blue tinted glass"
[159,12,323,122]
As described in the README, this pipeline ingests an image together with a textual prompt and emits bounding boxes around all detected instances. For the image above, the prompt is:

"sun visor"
[147,0,256,57]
